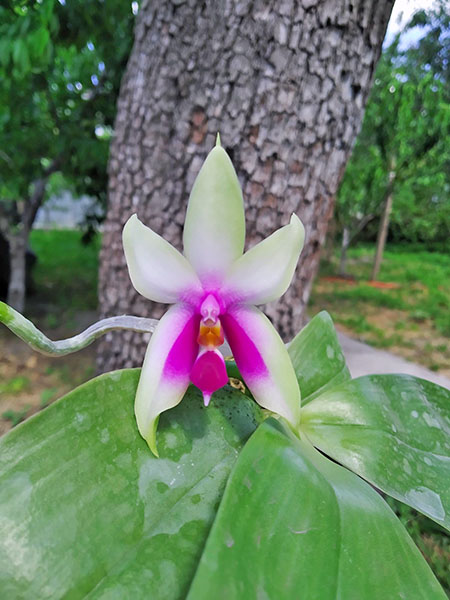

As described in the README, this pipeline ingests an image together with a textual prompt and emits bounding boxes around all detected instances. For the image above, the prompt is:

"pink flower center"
[190,349,228,406]
[199,293,221,326]
[191,293,228,405]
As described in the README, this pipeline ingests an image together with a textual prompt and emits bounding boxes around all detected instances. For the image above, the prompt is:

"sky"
[385,0,437,46]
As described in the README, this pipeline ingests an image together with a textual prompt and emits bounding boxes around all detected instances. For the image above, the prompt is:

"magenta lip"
[190,349,228,405]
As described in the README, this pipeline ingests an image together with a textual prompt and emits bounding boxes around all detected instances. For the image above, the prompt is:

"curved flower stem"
[0,300,246,383]
[0,301,157,357]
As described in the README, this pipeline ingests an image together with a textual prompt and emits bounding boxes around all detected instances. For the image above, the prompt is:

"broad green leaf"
[0,370,262,599]
[188,420,446,599]
[288,311,350,403]
[301,374,450,530]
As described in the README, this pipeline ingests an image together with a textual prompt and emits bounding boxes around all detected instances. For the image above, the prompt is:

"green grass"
[326,245,450,335]
[40,387,59,408]
[318,283,407,310]
[30,229,100,313]
[310,244,450,367]
[387,497,450,596]
[0,375,30,395]
[2,407,30,427]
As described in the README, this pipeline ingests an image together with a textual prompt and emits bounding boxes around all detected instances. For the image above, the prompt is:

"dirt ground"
[0,312,97,436]
[310,279,450,378]
[336,307,450,377]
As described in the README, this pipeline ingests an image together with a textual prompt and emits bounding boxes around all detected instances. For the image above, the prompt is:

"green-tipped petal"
[221,213,305,305]
[123,214,202,304]
[135,304,199,455]
[222,304,301,428]
[183,145,245,285]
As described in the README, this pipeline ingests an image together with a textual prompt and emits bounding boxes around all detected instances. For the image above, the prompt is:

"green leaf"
[0,38,11,68]
[301,374,450,530]
[30,27,50,60]
[0,370,262,598]
[12,39,30,74]
[188,420,446,599]
[288,311,350,403]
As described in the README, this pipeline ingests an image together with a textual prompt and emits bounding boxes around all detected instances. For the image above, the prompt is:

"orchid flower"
[123,137,305,455]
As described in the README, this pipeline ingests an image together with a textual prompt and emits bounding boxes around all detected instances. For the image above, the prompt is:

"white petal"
[222,304,301,428]
[123,214,203,304]
[134,303,199,455]
[221,214,305,305]
[183,145,245,286]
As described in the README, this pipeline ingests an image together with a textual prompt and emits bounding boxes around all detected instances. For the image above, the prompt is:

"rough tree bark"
[98,0,394,372]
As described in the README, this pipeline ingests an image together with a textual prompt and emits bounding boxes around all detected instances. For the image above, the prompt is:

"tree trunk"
[7,229,28,313]
[324,216,337,263]
[371,167,396,281]
[339,227,350,276]
[98,0,394,372]
[2,167,55,312]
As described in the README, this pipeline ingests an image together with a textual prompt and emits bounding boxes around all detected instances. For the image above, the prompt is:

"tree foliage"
[336,2,450,249]
[0,0,134,210]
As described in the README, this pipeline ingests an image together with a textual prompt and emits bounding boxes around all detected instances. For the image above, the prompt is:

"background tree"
[334,143,385,276]
[98,0,394,372]
[334,1,450,277]
[0,0,134,311]
[388,1,450,250]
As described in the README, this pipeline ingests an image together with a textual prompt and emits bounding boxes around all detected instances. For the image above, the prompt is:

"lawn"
[309,245,450,376]
[29,228,100,314]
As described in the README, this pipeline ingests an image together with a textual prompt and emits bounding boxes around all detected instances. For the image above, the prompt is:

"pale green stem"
[0,300,157,357]
[0,300,245,382]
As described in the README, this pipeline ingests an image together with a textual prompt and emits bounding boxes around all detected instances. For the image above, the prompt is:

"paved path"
[338,332,450,390]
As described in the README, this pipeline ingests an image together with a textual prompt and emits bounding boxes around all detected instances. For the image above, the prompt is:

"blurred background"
[0,0,448,590]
